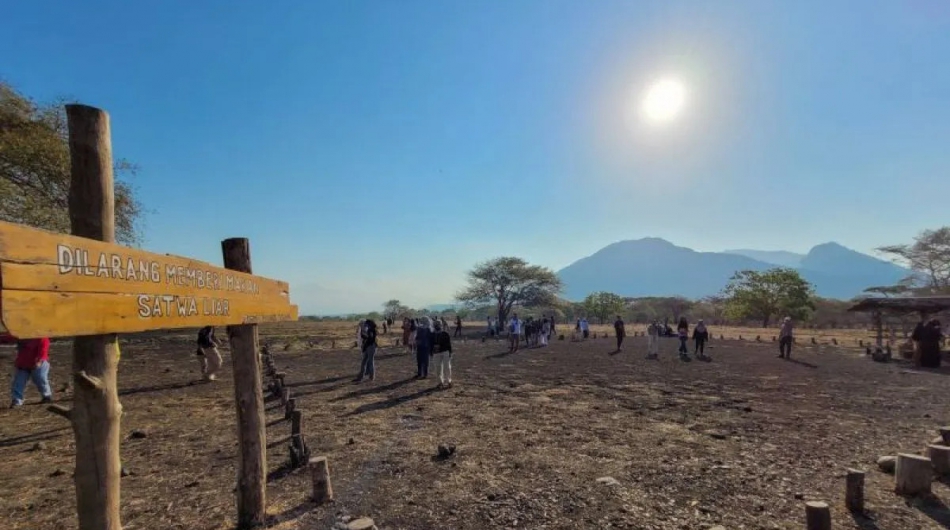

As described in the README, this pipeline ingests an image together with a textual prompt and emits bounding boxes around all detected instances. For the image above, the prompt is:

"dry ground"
[1,322,949,530]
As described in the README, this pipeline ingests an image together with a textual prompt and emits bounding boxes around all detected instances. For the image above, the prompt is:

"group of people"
[639,317,710,361]
[357,316,456,388]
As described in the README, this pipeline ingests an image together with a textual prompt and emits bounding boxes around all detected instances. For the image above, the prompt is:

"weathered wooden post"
[928,445,950,476]
[310,456,333,504]
[805,501,831,530]
[895,453,932,496]
[58,104,124,530]
[222,238,267,528]
[845,469,865,513]
[940,426,950,445]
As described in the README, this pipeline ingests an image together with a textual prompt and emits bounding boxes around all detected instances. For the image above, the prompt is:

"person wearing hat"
[693,319,709,360]
[778,317,794,359]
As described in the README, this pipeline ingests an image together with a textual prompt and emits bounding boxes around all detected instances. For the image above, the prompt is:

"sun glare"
[641,79,686,123]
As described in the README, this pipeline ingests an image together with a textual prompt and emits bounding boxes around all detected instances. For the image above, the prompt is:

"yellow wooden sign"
[0,221,298,338]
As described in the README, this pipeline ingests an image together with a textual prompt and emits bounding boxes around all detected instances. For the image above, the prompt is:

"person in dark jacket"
[354,319,378,382]
[915,318,943,369]
[433,320,454,388]
[454,315,463,338]
[10,337,53,408]
[415,317,434,379]
[613,316,626,352]
[693,319,709,359]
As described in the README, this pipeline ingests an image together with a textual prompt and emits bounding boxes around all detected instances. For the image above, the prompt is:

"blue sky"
[3,1,950,314]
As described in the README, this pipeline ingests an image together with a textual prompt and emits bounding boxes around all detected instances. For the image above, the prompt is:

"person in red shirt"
[10,337,53,408]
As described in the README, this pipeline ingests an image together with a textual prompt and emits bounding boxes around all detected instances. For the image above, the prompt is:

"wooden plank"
[0,220,290,300]
[1,290,298,338]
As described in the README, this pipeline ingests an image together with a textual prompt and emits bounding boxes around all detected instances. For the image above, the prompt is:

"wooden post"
[284,398,296,421]
[940,426,950,446]
[309,456,333,504]
[291,409,302,437]
[222,238,267,528]
[845,469,865,513]
[928,445,950,476]
[895,453,932,496]
[63,104,123,530]
[805,501,831,530]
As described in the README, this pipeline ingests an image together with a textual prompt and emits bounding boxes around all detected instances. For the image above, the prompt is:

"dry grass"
[1,320,947,529]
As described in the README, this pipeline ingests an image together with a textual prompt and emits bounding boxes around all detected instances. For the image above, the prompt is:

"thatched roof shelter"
[847,296,950,315]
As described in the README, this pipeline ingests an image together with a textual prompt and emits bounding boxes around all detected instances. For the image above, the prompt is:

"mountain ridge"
[557,238,907,301]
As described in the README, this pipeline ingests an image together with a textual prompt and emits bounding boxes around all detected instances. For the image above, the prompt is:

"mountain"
[724,249,804,268]
[557,238,908,301]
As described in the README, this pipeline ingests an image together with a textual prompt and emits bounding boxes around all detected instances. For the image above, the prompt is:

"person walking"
[409,318,418,355]
[778,317,794,359]
[509,313,522,352]
[454,315,463,338]
[676,317,690,360]
[540,317,551,347]
[354,319,378,382]
[646,320,660,359]
[415,316,434,379]
[197,325,223,381]
[580,318,590,340]
[401,318,412,353]
[356,319,366,351]
[693,319,709,360]
[614,315,626,352]
[10,336,53,408]
[915,318,943,368]
[433,320,454,388]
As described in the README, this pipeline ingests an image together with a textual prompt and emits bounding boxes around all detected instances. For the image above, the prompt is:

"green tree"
[0,82,144,245]
[722,268,815,328]
[877,227,950,294]
[582,291,626,324]
[382,299,409,320]
[456,257,562,326]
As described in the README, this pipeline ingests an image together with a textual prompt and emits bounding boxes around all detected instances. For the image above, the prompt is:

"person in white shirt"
[580,318,590,340]
[540,318,551,347]
[509,313,522,353]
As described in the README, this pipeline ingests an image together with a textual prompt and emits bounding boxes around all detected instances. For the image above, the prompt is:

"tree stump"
[895,453,932,496]
[756,335,761,342]
[859,339,863,346]
[846,469,865,513]
[291,410,302,437]
[811,337,818,344]
[289,434,310,468]
[281,388,290,407]
[929,445,950,476]
[310,456,333,504]
[831,338,838,345]
[284,398,296,421]
[805,501,831,530]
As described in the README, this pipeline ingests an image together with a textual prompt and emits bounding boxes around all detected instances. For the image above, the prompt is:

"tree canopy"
[877,227,950,295]
[582,291,626,324]
[0,82,144,245]
[382,299,410,320]
[722,268,815,327]
[456,257,562,324]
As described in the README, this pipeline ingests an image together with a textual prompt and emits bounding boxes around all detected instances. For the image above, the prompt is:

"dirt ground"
[1,322,950,530]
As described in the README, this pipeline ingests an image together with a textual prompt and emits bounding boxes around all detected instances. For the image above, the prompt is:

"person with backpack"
[433,320,454,388]
[415,317,434,379]
[10,336,53,408]
[197,326,222,381]
[354,319,378,382]
[693,319,709,360]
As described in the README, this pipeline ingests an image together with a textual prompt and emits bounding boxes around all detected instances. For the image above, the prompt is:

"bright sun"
[641,79,686,123]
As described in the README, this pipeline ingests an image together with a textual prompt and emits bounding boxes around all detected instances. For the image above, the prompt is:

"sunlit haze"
[642,79,686,122]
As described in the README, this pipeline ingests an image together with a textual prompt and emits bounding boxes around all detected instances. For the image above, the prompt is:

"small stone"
[596,476,621,486]
[487,493,498,501]
[877,455,897,474]
[30,442,47,452]
[348,438,355,445]
[743,406,753,413]
[794,492,804,500]
[704,430,728,440]
[49,468,66,477]
[128,430,148,440]
[931,436,945,447]
[121,467,131,477]
[346,517,376,530]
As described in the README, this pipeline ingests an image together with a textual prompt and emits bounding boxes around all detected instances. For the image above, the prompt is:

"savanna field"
[2,320,950,530]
